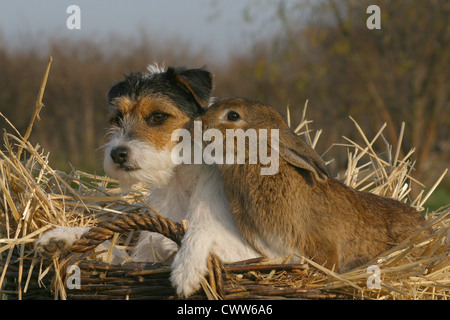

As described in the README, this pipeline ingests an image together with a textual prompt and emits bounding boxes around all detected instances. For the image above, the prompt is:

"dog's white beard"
[103,137,176,190]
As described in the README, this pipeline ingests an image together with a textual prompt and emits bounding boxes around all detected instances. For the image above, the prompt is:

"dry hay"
[1,58,449,300]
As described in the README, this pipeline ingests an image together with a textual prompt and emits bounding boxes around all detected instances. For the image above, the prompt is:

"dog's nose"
[110,146,129,165]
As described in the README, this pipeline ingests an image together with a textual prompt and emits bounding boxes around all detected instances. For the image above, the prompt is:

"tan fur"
[111,96,190,151]
[200,97,428,272]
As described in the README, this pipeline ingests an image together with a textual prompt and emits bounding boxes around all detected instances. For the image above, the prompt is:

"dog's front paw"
[35,226,89,259]
[170,252,209,298]
[170,262,207,298]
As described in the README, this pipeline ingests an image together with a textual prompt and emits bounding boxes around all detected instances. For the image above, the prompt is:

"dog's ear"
[170,67,213,108]
[277,127,329,182]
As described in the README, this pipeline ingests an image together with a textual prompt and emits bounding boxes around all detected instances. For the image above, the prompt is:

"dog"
[36,64,259,297]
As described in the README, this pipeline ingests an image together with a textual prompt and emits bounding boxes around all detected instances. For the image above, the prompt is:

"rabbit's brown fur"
[200,97,428,272]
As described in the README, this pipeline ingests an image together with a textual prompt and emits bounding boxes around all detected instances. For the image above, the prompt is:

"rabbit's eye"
[227,111,240,121]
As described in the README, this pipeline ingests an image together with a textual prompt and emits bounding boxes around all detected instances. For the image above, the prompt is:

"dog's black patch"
[108,67,213,118]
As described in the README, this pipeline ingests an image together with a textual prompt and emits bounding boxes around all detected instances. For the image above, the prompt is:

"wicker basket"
[2,213,351,300]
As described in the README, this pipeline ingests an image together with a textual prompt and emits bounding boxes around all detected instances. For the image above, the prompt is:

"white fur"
[146,62,166,76]
[36,226,88,247]
[129,164,199,263]
[103,124,176,190]
[170,163,259,297]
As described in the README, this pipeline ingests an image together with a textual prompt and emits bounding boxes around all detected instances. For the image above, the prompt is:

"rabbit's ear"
[277,128,329,182]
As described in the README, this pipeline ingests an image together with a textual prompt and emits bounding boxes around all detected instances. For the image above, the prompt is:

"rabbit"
[198,96,428,272]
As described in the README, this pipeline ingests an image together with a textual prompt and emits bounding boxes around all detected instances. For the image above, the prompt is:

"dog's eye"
[227,111,240,121]
[146,112,168,125]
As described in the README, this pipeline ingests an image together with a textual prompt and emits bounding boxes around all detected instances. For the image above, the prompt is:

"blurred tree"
[320,0,449,188]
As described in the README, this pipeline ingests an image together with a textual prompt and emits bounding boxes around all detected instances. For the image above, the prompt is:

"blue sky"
[0,0,286,61]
